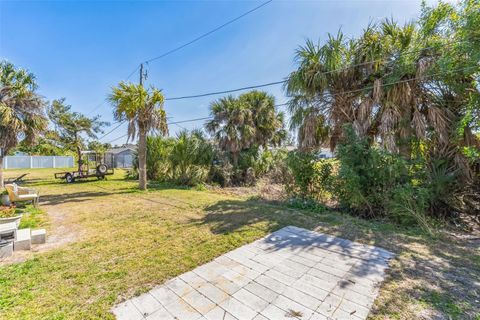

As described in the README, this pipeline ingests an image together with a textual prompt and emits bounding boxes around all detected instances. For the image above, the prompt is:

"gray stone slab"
[163,295,202,320]
[144,306,175,320]
[271,295,316,320]
[243,281,278,303]
[197,282,230,304]
[180,271,208,289]
[112,226,394,320]
[131,293,162,317]
[220,297,257,320]
[281,286,322,310]
[112,300,143,320]
[165,278,194,297]
[204,306,237,320]
[149,286,178,307]
[232,288,269,313]
[182,289,217,314]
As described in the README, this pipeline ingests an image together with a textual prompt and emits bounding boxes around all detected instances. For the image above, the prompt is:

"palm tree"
[238,91,287,148]
[0,61,47,187]
[285,33,360,151]
[206,90,286,166]
[109,82,168,190]
[206,95,251,166]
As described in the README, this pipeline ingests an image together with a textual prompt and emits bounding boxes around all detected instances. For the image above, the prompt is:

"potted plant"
[0,189,10,206]
[0,206,21,227]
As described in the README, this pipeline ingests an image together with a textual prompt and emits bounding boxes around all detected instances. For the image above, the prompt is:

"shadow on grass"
[40,190,120,206]
[197,199,480,319]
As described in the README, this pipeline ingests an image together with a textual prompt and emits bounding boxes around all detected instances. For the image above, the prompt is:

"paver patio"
[112,226,394,320]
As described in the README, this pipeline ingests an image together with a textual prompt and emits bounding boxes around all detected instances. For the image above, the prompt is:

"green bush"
[209,147,288,187]
[335,127,409,217]
[170,130,214,186]
[335,126,437,232]
[285,151,335,202]
[386,185,434,234]
[131,131,213,186]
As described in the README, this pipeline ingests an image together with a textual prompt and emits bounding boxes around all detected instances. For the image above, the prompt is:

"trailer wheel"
[65,173,75,183]
[96,164,108,175]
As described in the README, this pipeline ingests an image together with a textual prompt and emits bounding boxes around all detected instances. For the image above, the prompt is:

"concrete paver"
[112,226,394,320]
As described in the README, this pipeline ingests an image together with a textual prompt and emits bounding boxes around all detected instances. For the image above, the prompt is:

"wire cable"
[163,38,475,101]
[103,65,476,144]
[144,0,273,64]
[165,80,286,101]
[98,121,127,140]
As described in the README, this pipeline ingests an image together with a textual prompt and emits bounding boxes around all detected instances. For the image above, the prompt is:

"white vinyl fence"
[4,156,74,169]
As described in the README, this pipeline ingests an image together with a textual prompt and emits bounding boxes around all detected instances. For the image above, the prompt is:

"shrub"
[386,185,433,234]
[131,131,213,186]
[285,151,335,202]
[209,147,288,187]
[335,126,410,217]
[170,130,214,186]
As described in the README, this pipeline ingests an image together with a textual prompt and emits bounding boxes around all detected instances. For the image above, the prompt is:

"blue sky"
[1,0,446,145]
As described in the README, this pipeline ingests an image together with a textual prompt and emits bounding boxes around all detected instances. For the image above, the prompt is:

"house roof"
[107,146,136,155]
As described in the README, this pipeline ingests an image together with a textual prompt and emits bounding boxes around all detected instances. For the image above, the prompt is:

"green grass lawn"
[0,169,479,319]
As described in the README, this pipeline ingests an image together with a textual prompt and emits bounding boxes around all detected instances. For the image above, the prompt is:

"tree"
[15,130,63,156]
[284,0,480,217]
[108,82,168,190]
[0,61,48,187]
[88,141,111,154]
[285,4,479,171]
[48,98,108,172]
[206,90,286,165]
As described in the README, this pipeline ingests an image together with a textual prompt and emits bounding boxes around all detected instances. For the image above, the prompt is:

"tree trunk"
[138,125,147,190]
[76,146,82,173]
[232,152,239,167]
[0,156,4,188]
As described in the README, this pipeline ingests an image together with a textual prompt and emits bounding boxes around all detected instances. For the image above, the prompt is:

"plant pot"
[0,215,21,228]
[1,195,10,206]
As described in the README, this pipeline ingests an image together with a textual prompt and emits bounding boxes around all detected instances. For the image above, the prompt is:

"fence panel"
[32,156,54,168]
[54,156,74,168]
[4,156,74,169]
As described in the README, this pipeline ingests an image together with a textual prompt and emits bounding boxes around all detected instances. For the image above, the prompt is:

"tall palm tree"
[238,90,287,148]
[285,32,360,151]
[206,90,286,166]
[206,95,252,166]
[0,61,47,187]
[109,82,168,190]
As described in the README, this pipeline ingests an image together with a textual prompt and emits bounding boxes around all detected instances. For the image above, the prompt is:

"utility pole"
[139,63,148,86]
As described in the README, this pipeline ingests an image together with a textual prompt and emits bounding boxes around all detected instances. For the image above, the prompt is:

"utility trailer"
[54,152,114,183]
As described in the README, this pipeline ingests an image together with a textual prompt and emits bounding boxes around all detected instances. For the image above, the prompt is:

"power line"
[102,103,288,141]
[98,121,126,140]
[144,0,273,64]
[91,0,273,117]
[163,39,474,102]
[87,65,142,116]
[126,65,142,82]
[165,80,286,101]
[104,65,476,144]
